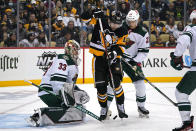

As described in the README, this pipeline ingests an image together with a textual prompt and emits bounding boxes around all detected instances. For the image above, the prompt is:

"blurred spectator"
[37,1,47,12]
[151,0,168,18]
[20,9,29,24]
[134,1,142,16]
[51,8,58,24]
[56,31,72,47]
[164,2,175,20]
[61,20,80,42]
[52,16,65,40]
[141,0,149,20]
[37,31,48,47]
[25,0,38,14]
[0,22,8,42]
[62,10,79,26]
[151,36,166,47]
[72,0,81,13]
[24,13,43,33]
[165,34,177,47]
[174,0,184,20]
[165,17,177,34]
[63,0,77,17]
[173,21,184,39]
[19,32,39,47]
[56,0,63,16]
[37,10,48,27]
[118,1,129,19]
[151,16,166,36]
[44,0,56,9]
[12,21,26,41]
[4,32,17,47]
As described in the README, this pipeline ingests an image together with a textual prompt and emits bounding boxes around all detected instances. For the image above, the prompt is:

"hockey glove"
[127,59,144,77]
[92,8,104,18]
[108,50,117,64]
[170,52,183,70]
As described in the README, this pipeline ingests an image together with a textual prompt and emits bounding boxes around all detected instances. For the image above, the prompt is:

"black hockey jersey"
[89,18,128,56]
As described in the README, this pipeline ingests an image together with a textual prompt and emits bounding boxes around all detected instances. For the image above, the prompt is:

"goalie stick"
[121,57,178,107]
[24,80,102,122]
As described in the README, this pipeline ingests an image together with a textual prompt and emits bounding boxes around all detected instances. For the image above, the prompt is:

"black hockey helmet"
[109,10,123,24]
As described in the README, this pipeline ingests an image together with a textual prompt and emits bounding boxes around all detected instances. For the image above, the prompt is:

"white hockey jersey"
[174,24,196,71]
[124,25,150,63]
[38,54,78,96]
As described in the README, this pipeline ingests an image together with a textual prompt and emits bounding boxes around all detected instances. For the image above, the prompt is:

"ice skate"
[117,104,128,119]
[100,107,108,121]
[173,116,194,131]
[26,112,40,127]
[138,106,149,118]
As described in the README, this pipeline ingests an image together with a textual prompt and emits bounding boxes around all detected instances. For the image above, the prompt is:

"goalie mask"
[64,40,81,65]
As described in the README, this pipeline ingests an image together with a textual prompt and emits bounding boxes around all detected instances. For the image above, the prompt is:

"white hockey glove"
[74,90,90,105]
[60,83,75,106]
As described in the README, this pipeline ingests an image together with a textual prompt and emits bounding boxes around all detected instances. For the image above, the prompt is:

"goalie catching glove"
[60,83,90,107]
[170,52,183,70]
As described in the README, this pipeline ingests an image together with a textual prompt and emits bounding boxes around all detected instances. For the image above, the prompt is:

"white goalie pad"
[27,107,85,127]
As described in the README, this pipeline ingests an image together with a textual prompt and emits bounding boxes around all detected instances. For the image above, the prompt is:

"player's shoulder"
[133,25,148,37]
[189,24,196,28]
[184,24,196,31]
[57,54,75,65]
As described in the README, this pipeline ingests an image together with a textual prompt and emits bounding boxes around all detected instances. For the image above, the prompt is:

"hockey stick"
[121,58,178,107]
[24,80,102,122]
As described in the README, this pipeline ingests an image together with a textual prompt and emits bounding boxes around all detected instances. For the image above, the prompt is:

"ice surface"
[0,83,195,131]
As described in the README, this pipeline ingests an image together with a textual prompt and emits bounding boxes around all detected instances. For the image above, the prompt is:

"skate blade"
[138,112,149,118]
[25,117,40,127]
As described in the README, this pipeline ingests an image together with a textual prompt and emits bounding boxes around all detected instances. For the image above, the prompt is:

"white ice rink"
[0,83,195,131]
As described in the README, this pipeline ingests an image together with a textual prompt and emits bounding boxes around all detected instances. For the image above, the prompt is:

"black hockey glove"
[170,52,183,70]
[108,50,117,64]
[92,8,104,18]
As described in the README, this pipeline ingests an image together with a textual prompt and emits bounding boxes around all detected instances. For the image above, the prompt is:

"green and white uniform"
[38,54,78,107]
[174,24,196,122]
[122,24,150,107]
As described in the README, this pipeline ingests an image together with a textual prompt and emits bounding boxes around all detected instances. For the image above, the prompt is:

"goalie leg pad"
[32,107,85,126]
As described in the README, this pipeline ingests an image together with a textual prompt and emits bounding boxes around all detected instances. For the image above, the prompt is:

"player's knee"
[96,82,107,94]
[133,80,146,96]
[112,75,122,88]
[175,89,189,102]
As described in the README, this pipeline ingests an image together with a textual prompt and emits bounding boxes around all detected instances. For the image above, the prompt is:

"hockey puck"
[113,115,117,120]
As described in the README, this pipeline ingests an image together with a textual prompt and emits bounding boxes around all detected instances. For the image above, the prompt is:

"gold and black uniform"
[89,17,127,108]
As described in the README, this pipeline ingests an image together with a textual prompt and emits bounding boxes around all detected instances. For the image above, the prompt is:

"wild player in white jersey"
[170,10,196,131]
[106,10,150,118]
[122,10,150,117]
[27,40,90,127]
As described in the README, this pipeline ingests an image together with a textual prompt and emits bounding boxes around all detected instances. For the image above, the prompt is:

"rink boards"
[0,48,191,87]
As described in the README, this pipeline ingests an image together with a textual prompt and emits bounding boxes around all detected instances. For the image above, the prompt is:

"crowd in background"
[0,0,195,48]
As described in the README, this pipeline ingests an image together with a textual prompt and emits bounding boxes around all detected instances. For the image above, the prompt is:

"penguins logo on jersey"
[37,52,57,71]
